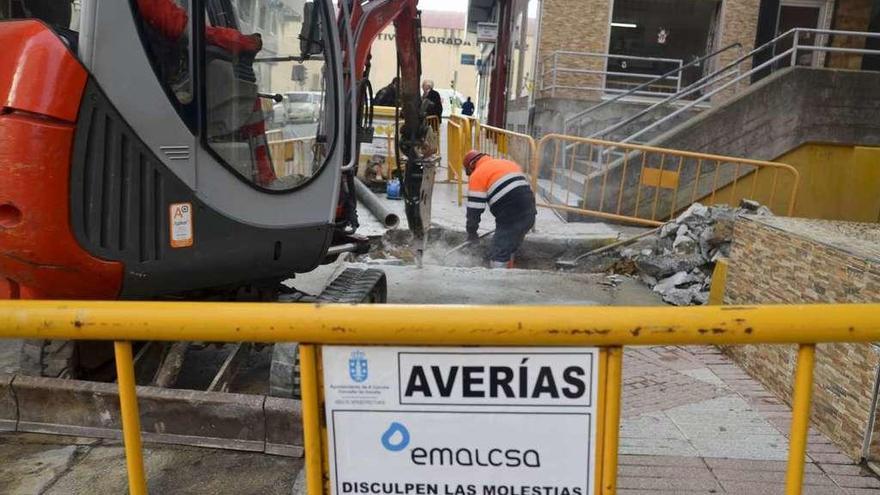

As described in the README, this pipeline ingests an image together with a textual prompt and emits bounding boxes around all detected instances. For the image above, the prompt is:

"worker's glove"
[467,232,480,243]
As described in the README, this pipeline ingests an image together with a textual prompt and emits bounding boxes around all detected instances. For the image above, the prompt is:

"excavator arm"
[339,0,433,238]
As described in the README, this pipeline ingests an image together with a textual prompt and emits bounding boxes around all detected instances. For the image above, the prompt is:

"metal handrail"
[611,28,880,144]
[589,66,740,140]
[545,50,686,64]
[540,51,685,98]
[563,42,744,135]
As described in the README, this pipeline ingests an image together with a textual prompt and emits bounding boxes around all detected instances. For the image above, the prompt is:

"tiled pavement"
[618,345,880,494]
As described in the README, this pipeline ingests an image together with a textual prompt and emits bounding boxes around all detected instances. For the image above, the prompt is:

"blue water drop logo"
[381,422,410,452]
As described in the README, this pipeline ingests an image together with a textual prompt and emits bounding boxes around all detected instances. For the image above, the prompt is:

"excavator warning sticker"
[169,203,193,248]
[323,346,599,495]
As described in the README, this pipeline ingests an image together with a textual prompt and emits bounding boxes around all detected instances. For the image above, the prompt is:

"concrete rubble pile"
[621,200,773,306]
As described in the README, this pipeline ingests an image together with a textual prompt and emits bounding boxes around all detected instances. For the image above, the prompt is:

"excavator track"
[269,267,388,398]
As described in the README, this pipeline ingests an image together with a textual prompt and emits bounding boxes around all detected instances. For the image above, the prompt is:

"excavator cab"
[2,0,430,392]
[0,0,355,300]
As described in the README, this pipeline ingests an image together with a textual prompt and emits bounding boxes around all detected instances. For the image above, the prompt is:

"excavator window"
[1,0,79,48]
[202,0,334,191]
[131,0,196,127]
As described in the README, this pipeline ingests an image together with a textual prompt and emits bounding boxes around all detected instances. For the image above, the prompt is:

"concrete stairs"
[537,67,880,223]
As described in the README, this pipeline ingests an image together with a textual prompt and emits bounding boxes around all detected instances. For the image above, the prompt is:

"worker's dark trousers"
[490,213,536,263]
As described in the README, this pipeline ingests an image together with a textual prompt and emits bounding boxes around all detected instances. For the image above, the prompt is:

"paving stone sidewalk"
[618,345,880,494]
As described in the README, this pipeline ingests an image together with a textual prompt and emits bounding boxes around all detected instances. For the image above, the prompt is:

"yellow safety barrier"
[266,136,317,178]
[1,301,879,494]
[473,122,538,185]
[446,118,465,205]
[534,134,800,226]
[426,115,440,136]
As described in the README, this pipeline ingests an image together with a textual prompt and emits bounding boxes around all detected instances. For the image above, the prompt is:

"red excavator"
[0,0,435,396]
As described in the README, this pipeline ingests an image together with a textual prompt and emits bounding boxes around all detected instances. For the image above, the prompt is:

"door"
[775,0,830,67]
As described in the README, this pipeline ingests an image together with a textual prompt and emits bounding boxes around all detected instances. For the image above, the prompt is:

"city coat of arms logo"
[348,350,368,382]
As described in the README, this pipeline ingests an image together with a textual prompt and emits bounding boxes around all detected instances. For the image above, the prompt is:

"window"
[2,0,81,40]
[203,0,333,191]
[238,0,254,22]
[132,0,195,125]
[607,0,719,93]
[258,3,269,30]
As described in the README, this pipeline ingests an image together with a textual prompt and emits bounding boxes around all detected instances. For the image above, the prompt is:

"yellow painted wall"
[708,143,880,222]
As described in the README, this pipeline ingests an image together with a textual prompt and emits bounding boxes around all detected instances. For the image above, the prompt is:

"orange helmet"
[462,150,486,175]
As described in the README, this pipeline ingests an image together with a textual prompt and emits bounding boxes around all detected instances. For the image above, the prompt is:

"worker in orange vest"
[463,150,537,268]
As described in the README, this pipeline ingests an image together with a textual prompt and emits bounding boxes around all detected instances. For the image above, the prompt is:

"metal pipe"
[551,50,685,64]
[798,45,880,55]
[114,341,147,495]
[708,259,729,306]
[601,346,623,495]
[326,243,359,256]
[353,177,400,228]
[1,301,879,346]
[299,344,323,495]
[786,344,816,495]
[593,349,608,495]
[554,68,680,79]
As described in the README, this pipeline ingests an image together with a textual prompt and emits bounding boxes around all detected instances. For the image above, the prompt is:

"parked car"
[285,91,322,123]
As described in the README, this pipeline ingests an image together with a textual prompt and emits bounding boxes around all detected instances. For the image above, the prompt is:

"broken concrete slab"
[635,252,705,279]
[576,200,774,306]
[653,271,690,294]
[0,373,16,432]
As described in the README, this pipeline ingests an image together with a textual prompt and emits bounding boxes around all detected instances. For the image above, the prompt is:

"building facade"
[467,0,880,132]
[369,11,481,109]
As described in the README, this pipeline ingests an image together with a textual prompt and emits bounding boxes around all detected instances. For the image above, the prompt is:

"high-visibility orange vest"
[466,157,535,232]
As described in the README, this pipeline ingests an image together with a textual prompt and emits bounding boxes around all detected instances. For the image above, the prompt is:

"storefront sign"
[477,22,498,43]
[323,346,600,495]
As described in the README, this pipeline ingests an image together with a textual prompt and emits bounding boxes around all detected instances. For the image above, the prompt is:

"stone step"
[537,178,583,208]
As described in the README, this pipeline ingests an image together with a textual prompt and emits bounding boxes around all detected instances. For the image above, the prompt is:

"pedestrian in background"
[373,77,399,106]
[421,80,443,120]
[461,96,474,116]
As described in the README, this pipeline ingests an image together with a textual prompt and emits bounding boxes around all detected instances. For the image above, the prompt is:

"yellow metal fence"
[474,122,538,181]
[0,301,878,494]
[453,120,800,226]
[446,118,465,205]
[267,136,318,178]
[535,134,800,226]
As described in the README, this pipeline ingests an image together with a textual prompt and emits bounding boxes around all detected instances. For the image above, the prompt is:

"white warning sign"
[169,202,193,248]
[323,347,599,495]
